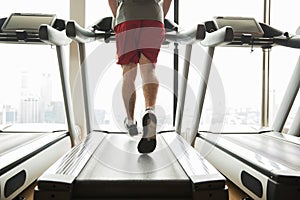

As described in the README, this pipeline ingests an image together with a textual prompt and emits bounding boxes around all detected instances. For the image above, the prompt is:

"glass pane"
[0,45,67,127]
[0,1,69,129]
[270,1,300,131]
[179,0,263,134]
[179,0,263,29]
[86,0,264,133]
[86,0,112,26]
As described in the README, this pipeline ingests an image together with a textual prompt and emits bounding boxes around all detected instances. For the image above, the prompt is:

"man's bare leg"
[139,54,159,109]
[122,63,138,135]
[138,54,159,153]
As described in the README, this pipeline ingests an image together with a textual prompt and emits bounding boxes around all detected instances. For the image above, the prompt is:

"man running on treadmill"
[108,0,172,153]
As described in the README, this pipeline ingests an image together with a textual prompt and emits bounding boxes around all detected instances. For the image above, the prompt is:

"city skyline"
[0,55,298,131]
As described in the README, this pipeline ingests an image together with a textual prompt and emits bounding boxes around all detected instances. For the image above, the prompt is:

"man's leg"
[138,53,159,153]
[122,63,138,135]
[139,54,159,109]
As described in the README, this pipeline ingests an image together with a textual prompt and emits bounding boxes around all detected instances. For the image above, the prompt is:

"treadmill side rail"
[161,132,228,200]
[36,132,106,191]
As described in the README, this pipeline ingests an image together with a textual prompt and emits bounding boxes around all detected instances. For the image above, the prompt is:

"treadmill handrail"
[165,24,205,44]
[66,20,106,43]
[66,19,206,44]
[273,34,300,49]
[39,24,71,46]
[200,26,234,47]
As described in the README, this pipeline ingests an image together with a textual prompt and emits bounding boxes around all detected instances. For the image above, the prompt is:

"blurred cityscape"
[0,69,111,126]
[0,70,65,124]
[0,69,295,130]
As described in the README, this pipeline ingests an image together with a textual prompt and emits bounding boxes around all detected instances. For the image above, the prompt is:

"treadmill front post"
[187,25,233,145]
[175,44,192,134]
[78,42,92,133]
[272,55,300,133]
[39,25,77,146]
[56,46,77,146]
[190,47,215,145]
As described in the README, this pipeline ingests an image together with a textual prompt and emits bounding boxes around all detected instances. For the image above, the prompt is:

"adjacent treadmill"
[188,16,300,200]
[0,13,77,199]
[34,17,231,200]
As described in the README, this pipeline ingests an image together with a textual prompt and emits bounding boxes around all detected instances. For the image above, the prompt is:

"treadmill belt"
[221,134,300,171]
[73,134,191,198]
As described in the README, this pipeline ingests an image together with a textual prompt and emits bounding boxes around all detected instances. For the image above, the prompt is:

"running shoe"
[138,108,157,153]
[124,118,138,136]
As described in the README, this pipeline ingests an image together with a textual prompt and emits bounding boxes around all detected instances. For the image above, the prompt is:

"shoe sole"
[138,112,157,153]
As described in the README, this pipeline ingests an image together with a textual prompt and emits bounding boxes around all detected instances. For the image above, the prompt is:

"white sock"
[127,119,134,126]
[146,107,155,112]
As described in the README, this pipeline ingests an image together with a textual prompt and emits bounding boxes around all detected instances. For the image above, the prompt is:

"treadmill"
[0,13,77,199]
[188,16,300,200]
[34,17,230,200]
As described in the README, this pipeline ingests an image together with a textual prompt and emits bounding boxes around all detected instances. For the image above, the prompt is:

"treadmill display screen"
[214,17,264,37]
[1,13,56,33]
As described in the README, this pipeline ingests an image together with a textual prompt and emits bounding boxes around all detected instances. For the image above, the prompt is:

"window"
[84,1,266,133]
[179,0,264,135]
[0,1,69,128]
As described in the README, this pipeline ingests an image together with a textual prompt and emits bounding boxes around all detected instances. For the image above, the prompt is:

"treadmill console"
[203,16,281,47]
[1,13,56,33]
[206,16,264,38]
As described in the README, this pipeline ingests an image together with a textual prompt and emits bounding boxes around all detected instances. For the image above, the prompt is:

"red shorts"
[114,20,165,65]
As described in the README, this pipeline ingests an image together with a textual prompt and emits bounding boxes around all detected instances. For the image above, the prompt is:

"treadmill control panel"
[1,13,56,33]
[205,16,264,38]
